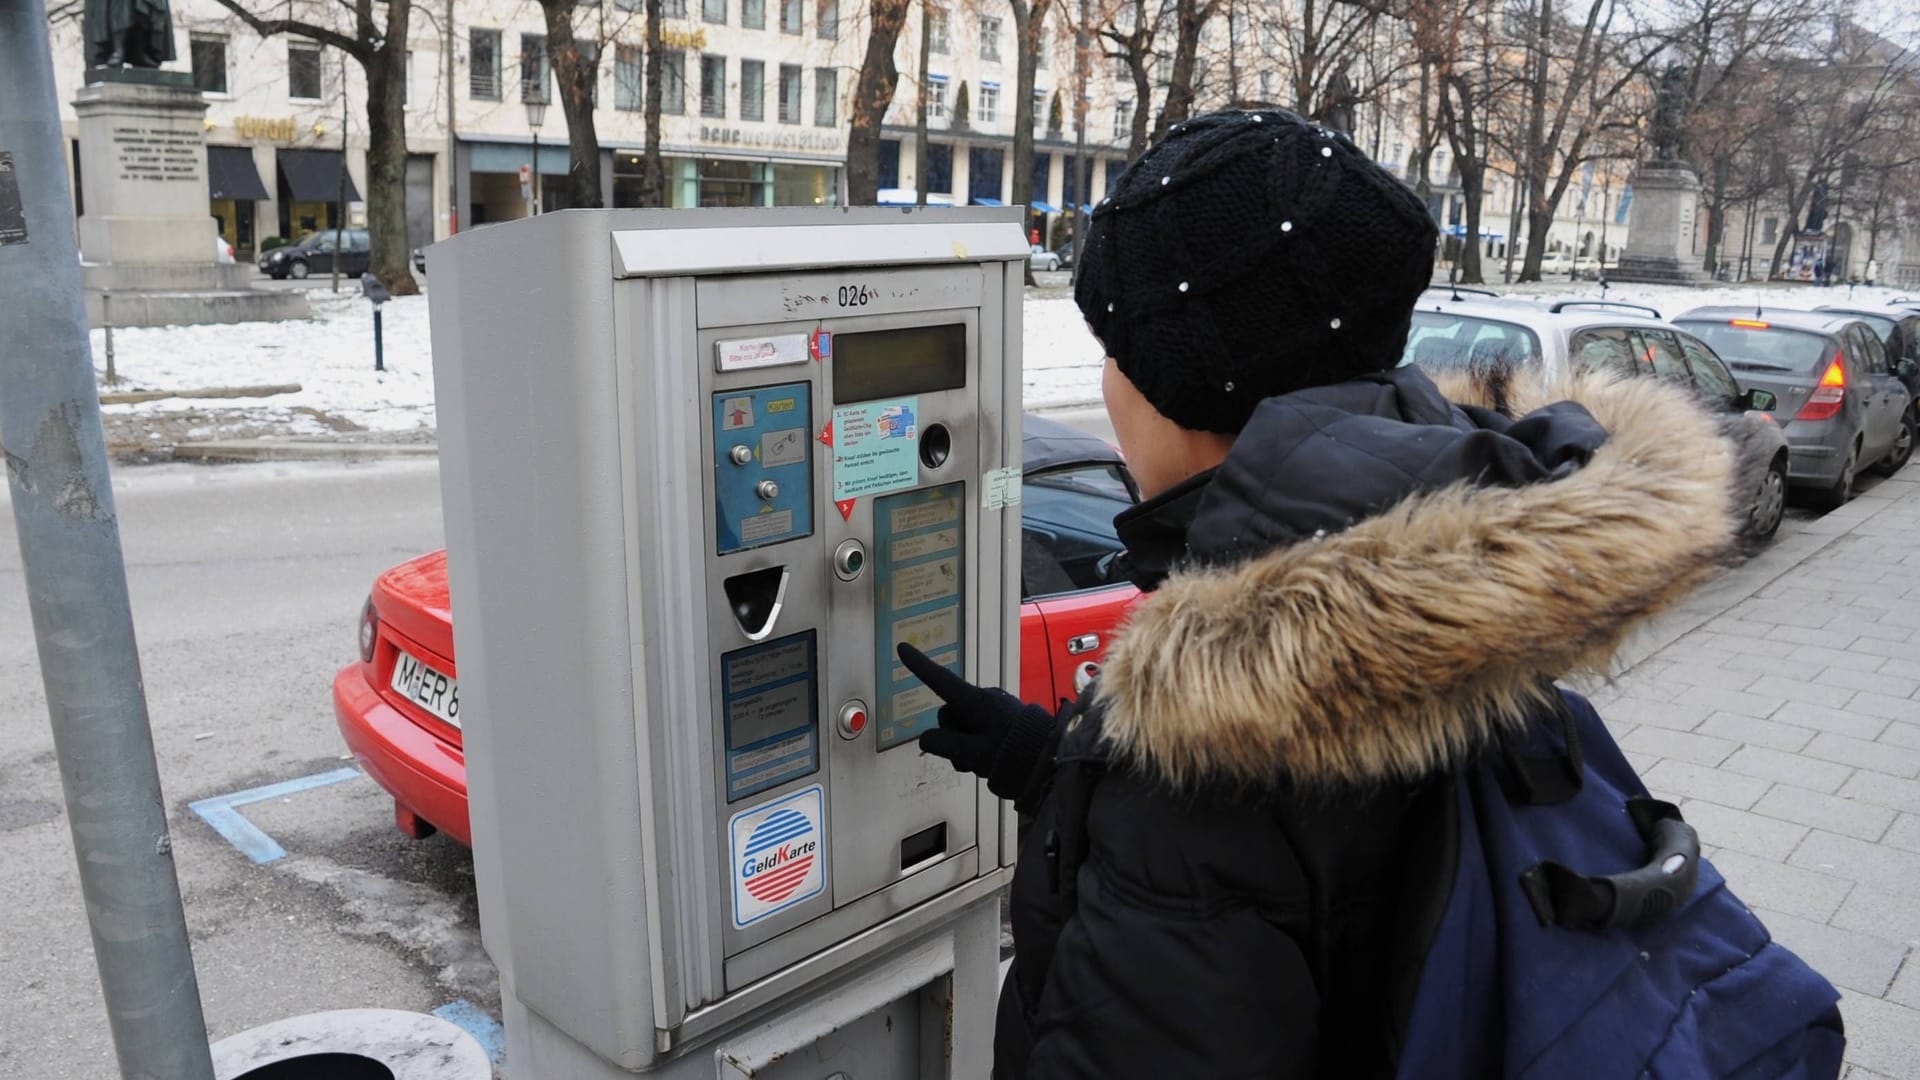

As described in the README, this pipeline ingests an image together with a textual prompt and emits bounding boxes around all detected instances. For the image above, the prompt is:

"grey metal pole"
[374,306,385,371]
[0,6,216,1079]
[333,72,347,293]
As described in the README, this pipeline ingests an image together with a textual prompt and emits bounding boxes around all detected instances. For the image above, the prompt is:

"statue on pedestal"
[84,0,175,69]
[1650,63,1691,164]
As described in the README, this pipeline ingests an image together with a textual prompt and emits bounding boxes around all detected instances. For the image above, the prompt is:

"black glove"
[897,642,1060,806]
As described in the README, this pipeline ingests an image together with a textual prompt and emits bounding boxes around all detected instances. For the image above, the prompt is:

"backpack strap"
[1518,797,1702,931]
[1494,684,1585,806]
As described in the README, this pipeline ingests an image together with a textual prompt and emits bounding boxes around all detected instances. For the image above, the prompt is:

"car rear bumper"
[332,663,471,847]
[1781,427,1848,486]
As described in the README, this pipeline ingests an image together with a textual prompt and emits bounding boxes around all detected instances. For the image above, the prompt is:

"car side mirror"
[1899,359,1918,380]
[1740,388,1778,413]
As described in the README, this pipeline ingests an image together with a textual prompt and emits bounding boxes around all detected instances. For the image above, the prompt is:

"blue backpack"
[1398,688,1846,1079]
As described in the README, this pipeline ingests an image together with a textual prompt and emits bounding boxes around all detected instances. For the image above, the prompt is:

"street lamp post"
[525,99,547,216]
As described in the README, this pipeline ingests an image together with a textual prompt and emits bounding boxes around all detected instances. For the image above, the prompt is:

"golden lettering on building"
[659,25,708,50]
[235,115,297,142]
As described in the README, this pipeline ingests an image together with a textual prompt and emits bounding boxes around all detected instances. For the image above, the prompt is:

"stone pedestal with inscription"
[74,76,306,327]
[1608,161,1709,286]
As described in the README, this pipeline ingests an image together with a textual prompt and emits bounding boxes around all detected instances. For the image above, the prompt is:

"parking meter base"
[432,209,1029,1076]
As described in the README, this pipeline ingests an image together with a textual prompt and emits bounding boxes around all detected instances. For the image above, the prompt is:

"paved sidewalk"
[1585,472,1920,1079]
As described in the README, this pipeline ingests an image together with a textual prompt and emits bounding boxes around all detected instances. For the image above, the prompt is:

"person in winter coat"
[897,108,1740,1078]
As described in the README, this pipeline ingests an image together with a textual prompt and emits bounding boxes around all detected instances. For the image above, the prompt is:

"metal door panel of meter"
[817,308,982,910]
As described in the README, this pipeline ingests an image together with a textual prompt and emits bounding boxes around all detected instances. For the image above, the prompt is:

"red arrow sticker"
[818,420,834,447]
[836,498,857,521]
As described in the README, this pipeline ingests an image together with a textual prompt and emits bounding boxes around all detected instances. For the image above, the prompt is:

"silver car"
[1404,294,1792,540]
[1673,308,1914,509]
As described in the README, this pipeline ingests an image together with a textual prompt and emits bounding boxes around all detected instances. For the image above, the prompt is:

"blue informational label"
[721,632,819,802]
[830,397,920,502]
[872,484,966,751]
[714,383,814,555]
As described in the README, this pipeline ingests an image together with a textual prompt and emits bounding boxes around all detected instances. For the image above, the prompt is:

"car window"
[1674,321,1836,374]
[349,232,372,253]
[1401,312,1543,372]
[1678,334,1740,404]
[1020,463,1133,600]
[1568,327,1638,377]
[1852,326,1890,375]
[311,236,335,253]
[1632,328,1692,383]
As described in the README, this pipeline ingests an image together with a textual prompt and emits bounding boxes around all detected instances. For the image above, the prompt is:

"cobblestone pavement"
[1583,472,1920,1079]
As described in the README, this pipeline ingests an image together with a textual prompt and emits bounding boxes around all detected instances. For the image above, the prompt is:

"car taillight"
[1796,355,1847,422]
[358,596,378,663]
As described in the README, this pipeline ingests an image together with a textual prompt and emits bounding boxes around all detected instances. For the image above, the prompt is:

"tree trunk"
[1700,154,1729,275]
[846,0,912,204]
[542,0,605,208]
[638,0,666,206]
[1151,0,1206,142]
[1010,0,1048,285]
[365,1,418,295]
[1518,0,1550,282]
[1458,162,1486,284]
[914,1,931,206]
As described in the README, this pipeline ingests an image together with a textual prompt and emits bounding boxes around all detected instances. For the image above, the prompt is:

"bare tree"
[208,0,419,294]
[847,0,916,202]
[635,0,666,206]
[1010,0,1058,217]
[1095,0,1156,156]
[539,0,605,208]
[1150,0,1225,141]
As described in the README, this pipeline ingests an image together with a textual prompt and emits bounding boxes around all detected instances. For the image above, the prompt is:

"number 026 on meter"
[392,650,460,728]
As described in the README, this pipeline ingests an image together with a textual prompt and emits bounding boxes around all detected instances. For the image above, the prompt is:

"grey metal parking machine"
[430,208,1028,1078]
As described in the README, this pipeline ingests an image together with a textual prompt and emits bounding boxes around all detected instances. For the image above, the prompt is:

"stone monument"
[76,0,306,327]
[1609,64,1709,285]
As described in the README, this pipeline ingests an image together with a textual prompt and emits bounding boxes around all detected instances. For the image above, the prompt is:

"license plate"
[391,649,460,729]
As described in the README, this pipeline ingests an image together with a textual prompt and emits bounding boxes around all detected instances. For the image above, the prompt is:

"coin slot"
[919,423,952,470]
[900,822,948,871]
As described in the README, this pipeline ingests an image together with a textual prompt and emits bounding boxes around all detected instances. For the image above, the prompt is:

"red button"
[849,710,867,733]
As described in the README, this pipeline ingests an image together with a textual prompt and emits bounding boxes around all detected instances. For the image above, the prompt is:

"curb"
[171,439,438,463]
[1598,473,1917,681]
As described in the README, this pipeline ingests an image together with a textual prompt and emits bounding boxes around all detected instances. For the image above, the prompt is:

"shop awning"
[1030,201,1060,214]
[278,148,361,204]
[207,146,269,201]
[971,196,1005,206]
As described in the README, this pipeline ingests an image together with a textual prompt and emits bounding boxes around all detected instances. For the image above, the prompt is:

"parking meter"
[429,208,1028,1078]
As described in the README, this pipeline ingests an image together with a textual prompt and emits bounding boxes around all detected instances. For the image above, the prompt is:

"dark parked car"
[1675,308,1915,509]
[1816,302,1920,408]
[258,228,372,280]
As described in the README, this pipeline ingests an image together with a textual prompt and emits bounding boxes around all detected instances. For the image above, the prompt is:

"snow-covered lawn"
[90,279,1914,439]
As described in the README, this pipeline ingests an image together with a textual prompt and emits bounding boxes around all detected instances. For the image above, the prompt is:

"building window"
[742,0,765,28]
[814,67,836,126]
[615,45,643,111]
[1031,151,1051,203]
[978,16,1001,61]
[928,75,948,121]
[401,49,412,106]
[520,34,549,103]
[818,0,838,38]
[704,0,726,22]
[979,83,999,123]
[288,42,322,100]
[190,35,227,94]
[781,0,803,34]
[701,55,727,117]
[968,146,1003,202]
[470,30,502,100]
[664,0,687,16]
[926,143,953,194]
[1032,89,1046,135]
[930,10,949,53]
[1113,99,1132,140]
[662,51,687,113]
[1762,216,1778,245]
[878,139,901,188]
[1037,26,1048,69]
[778,63,802,123]
[740,59,765,121]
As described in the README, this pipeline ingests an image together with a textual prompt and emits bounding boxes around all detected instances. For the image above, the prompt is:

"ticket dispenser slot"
[723,567,789,641]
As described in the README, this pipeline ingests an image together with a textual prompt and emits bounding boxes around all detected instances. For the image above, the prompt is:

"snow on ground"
[88,278,1914,445]
[94,287,435,434]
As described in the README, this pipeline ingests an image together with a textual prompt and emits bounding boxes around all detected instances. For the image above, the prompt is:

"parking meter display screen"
[832,324,966,404]
[872,484,965,750]
[721,632,820,801]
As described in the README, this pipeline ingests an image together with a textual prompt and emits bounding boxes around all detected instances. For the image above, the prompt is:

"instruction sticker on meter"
[831,397,920,501]
[873,484,965,750]
[729,784,826,928]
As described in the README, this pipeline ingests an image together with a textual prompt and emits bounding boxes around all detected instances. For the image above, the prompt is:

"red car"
[334,415,1141,845]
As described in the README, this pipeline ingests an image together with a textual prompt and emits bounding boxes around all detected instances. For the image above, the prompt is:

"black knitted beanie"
[1076,109,1439,433]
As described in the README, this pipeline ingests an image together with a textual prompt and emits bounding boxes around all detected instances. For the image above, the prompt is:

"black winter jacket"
[994,366,1739,1078]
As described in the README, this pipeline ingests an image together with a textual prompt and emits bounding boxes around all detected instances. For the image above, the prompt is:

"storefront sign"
[235,115,298,142]
[698,125,843,155]
[661,25,709,49]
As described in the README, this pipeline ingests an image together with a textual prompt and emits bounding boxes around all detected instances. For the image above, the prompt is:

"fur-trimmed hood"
[1093,367,1739,789]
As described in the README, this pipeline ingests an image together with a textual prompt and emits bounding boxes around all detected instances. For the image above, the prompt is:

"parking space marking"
[188,766,363,863]
[433,1000,505,1063]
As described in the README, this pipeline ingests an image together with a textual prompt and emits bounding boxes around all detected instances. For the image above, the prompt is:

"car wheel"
[1874,412,1915,477]
[1047,257,1060,272]
[1817,441,1858,511]
[289,259,310,280]
[1745,455,1787,542]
